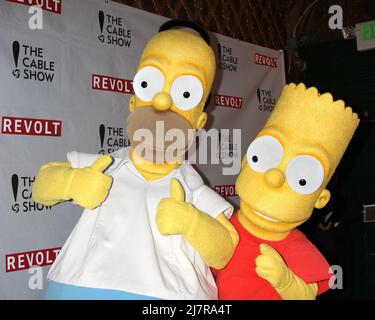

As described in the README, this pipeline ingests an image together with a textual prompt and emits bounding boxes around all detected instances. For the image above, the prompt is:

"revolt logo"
[217,43,239,72]
[10,174,52,214]
[98,124,131,154]
[254,53,278,68]
[1,116,62,136]
[7,0,62,14]
[92,74,134,94]
[256,88,277,112]
[11,41,56,82]
[98,10,132,47]
[5,247,61,272]
[214,94,243,110]
[214,184,237,197]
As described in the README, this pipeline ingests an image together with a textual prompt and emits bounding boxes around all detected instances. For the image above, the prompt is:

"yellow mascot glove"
[156,178,194,235]
[255,243,318,300]
[32,155,113,210]
[156,178,238,269]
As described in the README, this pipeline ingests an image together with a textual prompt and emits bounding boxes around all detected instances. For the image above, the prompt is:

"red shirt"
[214,212,331,300]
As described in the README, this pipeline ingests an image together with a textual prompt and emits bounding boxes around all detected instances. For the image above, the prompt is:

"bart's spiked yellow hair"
[264,83,359,177]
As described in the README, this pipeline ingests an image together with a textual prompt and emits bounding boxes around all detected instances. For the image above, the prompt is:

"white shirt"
[48,147,233,300]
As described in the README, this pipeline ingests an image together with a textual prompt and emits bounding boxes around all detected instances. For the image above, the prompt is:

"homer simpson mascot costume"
[32,20,239,300]
[214,83,359,300]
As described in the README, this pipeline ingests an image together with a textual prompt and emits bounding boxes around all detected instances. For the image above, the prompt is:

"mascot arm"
[275,270,318,300]
[32,155,113,210]
[255,243,318,300]
[156,179,239,269]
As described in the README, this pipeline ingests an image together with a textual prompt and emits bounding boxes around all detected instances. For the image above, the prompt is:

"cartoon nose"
[152,92,173,111]
[264,168,285,189]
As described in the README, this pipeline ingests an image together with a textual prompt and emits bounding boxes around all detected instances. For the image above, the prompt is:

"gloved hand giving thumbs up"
[255,243,318,299]
[156,178,239,269]
[32,155,113,210]
[156,178,196,236]
[69,156,113,209]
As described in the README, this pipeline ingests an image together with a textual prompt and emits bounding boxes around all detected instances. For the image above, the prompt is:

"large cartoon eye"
[286,155,324,195]
[171,75,204,111]
[133,66,165,102]
[246,135,283,173]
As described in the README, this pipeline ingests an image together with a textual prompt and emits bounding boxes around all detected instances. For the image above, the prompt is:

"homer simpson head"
[126,21,215,163]
[236,83,359,239]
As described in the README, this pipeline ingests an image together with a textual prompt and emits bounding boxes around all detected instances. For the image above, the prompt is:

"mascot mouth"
[126,107,195,163]
[253,210,281,222]
[241,199,307,225]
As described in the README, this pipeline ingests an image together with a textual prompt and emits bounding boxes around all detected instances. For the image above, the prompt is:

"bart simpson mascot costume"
[215,83,359,300]
[32,20,238,300]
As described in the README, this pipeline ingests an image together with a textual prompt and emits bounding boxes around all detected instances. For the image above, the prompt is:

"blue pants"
[45,281,160,300]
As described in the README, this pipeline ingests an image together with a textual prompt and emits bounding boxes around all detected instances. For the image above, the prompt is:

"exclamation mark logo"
[12,41,20,78]
[217,43,222,67]
[218,131,222,161]
[98,10,105,43]
[229,134,233,158]
[257,88,261,103]
[99,124,106,154]
[11,174,20,213]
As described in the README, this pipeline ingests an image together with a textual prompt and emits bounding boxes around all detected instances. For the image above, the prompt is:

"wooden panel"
[112,0,288,50]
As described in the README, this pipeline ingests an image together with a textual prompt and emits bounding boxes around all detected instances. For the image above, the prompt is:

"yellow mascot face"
[126,29,216,163]
[236,83,359,235]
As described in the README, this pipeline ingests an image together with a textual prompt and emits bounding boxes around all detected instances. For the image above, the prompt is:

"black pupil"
[252,156,258,163]
[141,81,148,88]
[183,91,190,98]
[299,179,307,186]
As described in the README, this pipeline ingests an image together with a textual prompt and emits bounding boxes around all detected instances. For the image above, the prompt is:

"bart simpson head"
[126,28,215,163]
[236,83,359,240]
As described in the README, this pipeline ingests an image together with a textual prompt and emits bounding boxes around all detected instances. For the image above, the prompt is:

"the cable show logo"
[11,41,56,82]
[7,0,62,14]
[257,88,277,112]
[98,124,131,154]
[217,43,239,72]
[10,174,52,214]
[217,131,240,161]
[98,10,132,48]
